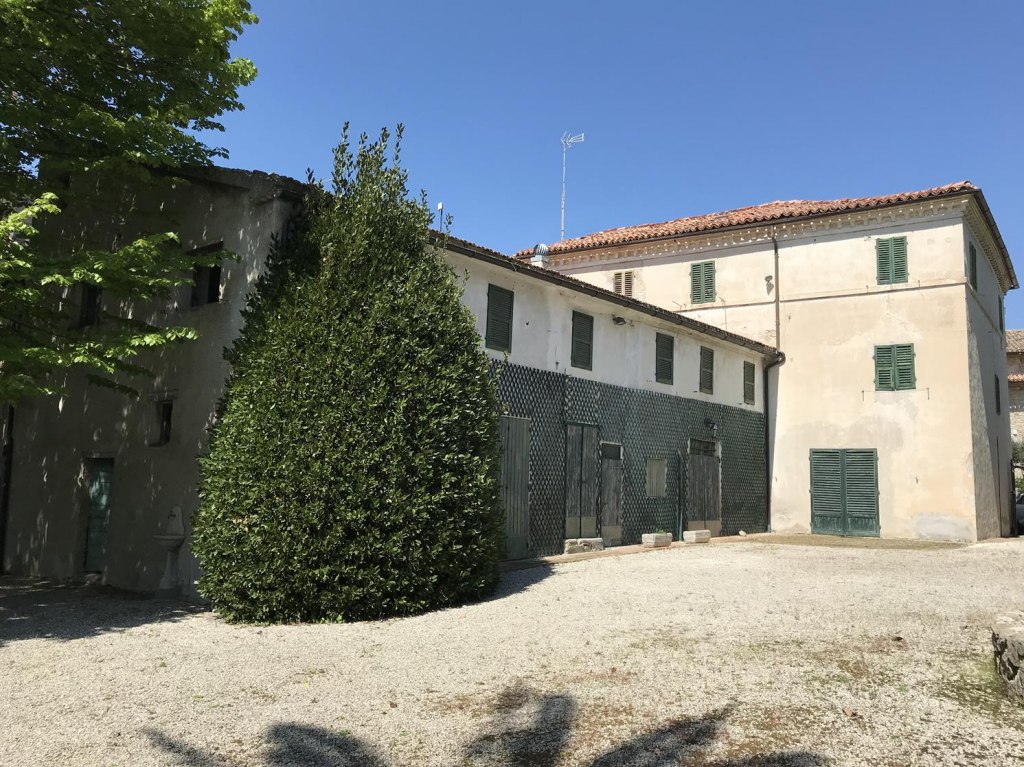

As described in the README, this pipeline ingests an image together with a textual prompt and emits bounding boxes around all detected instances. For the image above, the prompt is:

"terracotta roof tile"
[1007,330,1024,354]
[516,182,979,258]
[1008,373,1024,384]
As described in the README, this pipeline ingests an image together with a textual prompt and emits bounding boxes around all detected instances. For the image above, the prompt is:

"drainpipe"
[0,404,14,570]
[771,228,781,348]
[763,352,786,532]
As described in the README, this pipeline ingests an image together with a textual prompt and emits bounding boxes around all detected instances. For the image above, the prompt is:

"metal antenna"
[560,131,585,241]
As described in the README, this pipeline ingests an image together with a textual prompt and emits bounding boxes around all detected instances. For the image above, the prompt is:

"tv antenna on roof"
[561,131,585,242]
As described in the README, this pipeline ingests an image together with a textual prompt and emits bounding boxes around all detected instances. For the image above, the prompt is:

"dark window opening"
[191,264,222,307]
[151,400,173,446]
[78,283,102,327]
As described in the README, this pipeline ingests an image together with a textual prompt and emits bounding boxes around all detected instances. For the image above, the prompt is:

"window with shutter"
[875,343,915,391]
[699,346,714,394]
[968,243,978,289]
[571,311,593,370]
[876,237,908,285]
[691,261,715,304]
[613,271,635,297]
[996,375,1001,414]
[485,284,514,352]
[743,361,755,404]
[655,333,674,384]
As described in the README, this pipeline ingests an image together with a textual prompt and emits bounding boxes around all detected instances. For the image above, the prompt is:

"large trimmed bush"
[193,127,503,622]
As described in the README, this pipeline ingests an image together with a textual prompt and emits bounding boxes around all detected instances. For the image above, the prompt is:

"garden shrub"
[192,126,503,622]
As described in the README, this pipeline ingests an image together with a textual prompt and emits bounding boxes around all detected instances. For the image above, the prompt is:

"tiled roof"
[1008,373,1024,384]
[516,182,979,258]
[1007,330,1024,354]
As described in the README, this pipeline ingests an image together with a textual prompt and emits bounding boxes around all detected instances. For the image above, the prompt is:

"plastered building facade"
[528,183,1017,541]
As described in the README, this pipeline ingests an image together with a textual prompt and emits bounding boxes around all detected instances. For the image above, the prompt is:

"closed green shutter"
[894,344,915,390]
[743,361,755,404]
[969,244,978,289]
[876,238,893,284]
[996,375,1001,414]
[876,237,908,285]
[655,333,674,384]
[699,346,714,394]
[810,449,879,537]
[486,284,514,352]
[571,311,593,370]
[809,450,844,534]
[874,345,895,390]
[842,450,879,536]
[691,261,715,304]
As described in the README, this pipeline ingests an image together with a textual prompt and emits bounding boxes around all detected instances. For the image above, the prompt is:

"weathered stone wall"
[992,612,1024,699]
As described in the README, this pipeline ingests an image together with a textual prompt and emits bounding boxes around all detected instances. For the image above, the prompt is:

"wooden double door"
[564,423,622,546]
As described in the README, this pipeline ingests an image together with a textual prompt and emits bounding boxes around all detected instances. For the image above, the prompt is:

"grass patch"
[941,654,1024,728]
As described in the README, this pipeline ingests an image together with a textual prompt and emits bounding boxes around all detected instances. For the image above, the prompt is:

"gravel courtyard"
[3,538,1023,767]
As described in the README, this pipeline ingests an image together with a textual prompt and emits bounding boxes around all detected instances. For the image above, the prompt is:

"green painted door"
[84,458,114,572]
[810,449,879,537]
[499,416,531,560]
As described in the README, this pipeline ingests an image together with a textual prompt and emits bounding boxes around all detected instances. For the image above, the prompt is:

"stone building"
[1006,330,1024,441]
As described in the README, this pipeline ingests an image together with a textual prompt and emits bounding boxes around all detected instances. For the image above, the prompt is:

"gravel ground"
[2,539,1023,767]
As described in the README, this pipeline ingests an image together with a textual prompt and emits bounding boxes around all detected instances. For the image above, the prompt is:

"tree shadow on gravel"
[0,577,201,647]
[147,681,824,767]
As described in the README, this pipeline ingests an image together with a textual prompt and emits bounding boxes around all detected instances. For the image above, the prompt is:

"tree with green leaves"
[0,0,257,401]
[193,127,504,622]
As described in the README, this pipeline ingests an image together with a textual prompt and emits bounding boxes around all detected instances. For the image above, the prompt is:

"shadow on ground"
[148,681,823,767]
[0,577,201,647]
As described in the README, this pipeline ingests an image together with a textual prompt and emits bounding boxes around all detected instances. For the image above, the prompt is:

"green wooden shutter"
[703,261,715,302]
[969,244,978,289]
[876,238,893,285]
[690,263,702,303]
[874,345,895,390]
[571,311,593,370]
[486,284,514,352]
[894,344,915,390]
[655,333,674,384]
[743,361,755,404]
[891,237,908,283]
[842,449,879,536]
[699,346,714,394]
[809,450,844,534]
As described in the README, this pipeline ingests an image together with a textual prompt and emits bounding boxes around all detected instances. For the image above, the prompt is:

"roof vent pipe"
[531,243,549,268]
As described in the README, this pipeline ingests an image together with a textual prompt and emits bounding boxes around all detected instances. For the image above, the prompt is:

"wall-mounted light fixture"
[612,316,627,326]
[704,418,719,438]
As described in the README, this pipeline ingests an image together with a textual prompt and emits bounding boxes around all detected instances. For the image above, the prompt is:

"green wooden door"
[499,416,531,560]
[810,449,879,537]
[84,457,114,572]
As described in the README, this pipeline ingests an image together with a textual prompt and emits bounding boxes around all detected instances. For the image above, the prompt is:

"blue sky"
[216,1,1024,322]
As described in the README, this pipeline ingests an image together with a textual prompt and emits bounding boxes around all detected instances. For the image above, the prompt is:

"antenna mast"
[560,131,585,241]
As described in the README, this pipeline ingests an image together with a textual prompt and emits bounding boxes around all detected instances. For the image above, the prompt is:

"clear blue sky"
[216,1,1024,323]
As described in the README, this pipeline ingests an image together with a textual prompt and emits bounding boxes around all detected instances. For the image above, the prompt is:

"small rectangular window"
[600,442,622,460]
[150,400,173,447]
[691,261,715,304]
[78,283,102,327]
[699,346,714,394]
[571,311,593,370]
[655,333,674,384]
[612,271,635,297]
[968,243,978,290]
[875,343,915,391]
[645,458,667,498]
[486,284,514,352]
[191,264,222,307]
[876,236,908,285]
[743,361,755,405]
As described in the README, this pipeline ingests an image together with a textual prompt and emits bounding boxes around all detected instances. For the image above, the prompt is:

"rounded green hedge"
[192,128,503,622]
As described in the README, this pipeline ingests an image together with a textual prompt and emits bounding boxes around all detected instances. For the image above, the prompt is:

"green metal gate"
[809,449,879,537]
[84,457,114,572]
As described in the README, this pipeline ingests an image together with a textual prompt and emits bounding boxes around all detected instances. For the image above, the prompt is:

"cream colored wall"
[769,287,976,540]
[448,253,765,412]
[552,206,1000,540]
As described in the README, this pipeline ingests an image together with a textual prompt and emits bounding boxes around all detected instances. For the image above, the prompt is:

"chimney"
[531,243,550,268]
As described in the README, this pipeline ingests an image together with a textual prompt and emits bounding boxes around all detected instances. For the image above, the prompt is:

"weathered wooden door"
[499,416,531,560]
[600,443,623,546]
[84,457,114,573]
[686,439,720,534]
[565,423,599,538]
[810,449,879,537]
